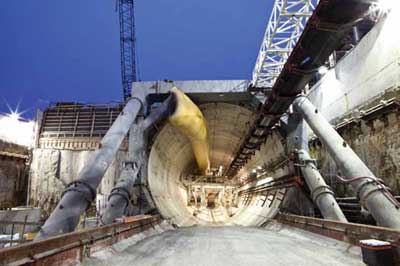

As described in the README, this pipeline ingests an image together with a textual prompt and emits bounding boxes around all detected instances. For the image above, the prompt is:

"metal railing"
[0,215,161,265]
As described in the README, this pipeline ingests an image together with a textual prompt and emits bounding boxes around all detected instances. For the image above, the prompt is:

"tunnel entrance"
[147,102,287,226]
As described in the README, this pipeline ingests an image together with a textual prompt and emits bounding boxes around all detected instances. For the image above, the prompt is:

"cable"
[336,175,400,208]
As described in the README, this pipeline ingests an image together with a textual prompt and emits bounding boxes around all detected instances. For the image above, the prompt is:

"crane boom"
[119,0,137,99]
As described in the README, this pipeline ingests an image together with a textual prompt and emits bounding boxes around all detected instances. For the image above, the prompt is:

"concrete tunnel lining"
[148,102,288,226]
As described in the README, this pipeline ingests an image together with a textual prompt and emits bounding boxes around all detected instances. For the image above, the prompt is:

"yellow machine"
[169,87,210,174]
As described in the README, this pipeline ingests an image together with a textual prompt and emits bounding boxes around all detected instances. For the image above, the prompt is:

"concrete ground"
[85,224,363,266]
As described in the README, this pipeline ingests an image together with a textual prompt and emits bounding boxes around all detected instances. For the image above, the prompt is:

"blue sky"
[0,0,272,119]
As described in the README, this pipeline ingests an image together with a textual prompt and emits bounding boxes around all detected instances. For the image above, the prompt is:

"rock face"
[0,139,29,208]
[310,92,400,197]
[29,148,127,218]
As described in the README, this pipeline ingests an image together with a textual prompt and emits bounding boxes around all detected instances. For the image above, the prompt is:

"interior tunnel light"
[318,66,329,75]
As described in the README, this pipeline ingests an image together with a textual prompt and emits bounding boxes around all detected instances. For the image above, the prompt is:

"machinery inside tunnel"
[2,0,400,265]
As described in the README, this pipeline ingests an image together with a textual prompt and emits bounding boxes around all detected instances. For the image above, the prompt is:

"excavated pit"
[148,102,288,226]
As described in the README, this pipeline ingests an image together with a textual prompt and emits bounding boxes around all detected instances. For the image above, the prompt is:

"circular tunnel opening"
[148,102,287,226]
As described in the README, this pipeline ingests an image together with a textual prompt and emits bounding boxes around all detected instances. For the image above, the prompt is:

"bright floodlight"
[8,112,20,121]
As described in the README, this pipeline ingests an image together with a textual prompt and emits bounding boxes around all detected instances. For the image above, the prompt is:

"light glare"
[376,0,396,11]
[0,113,34,147]
[8,112,20,121]
[370,0,399,18]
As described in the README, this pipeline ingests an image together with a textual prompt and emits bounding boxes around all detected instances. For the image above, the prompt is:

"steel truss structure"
[119,0,137,99]
[252,0,318,90]
[227,0,373,177]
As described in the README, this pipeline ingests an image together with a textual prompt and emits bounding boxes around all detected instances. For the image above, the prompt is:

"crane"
[118,0,137,99]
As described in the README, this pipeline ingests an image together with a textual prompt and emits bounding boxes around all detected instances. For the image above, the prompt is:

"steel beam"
[119,0,137,99]
[35,88,146,239]
[286,113,347,222]
[293,96,400,229]
[228,0,374,177]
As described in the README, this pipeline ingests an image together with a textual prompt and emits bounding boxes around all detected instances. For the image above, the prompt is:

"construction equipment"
[293,96,400,229]
[286,112,347,222]
[101,88,210,224]
[118,0,137,99]
[227,0,374,177]
[35,88,146,239]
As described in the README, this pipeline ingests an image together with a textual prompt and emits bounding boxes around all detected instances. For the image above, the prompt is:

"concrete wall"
[133,80,258,109]
[29,148,127,217]
[305,8,400,196]
[133,80,250,94]
[237,132,289,179]
[0,140,29,208]
[308,8,400,123]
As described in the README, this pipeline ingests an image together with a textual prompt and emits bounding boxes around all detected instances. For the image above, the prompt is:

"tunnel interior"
[148,102,288,226]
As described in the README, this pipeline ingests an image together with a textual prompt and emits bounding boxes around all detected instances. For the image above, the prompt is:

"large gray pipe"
[36,89,146,239]
[293,96,400,228]
[100,96,173,224]
[101,122,144,224]
[100,164,139,224]
[286,113,347,222]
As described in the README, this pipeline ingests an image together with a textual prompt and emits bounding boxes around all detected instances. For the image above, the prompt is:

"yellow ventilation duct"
[168,87,210,174]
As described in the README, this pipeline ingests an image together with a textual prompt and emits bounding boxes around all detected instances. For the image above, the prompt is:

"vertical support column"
[293,96,400,229]
[287,113,347,222]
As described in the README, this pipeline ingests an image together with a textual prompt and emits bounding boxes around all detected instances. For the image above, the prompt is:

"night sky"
[0,0,272,119]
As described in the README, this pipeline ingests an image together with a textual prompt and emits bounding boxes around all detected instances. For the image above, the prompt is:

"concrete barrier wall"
[29,149,127,217]
[306,9,400,196]
[308,8,400,122]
